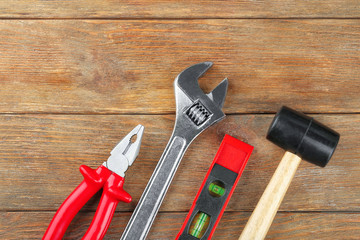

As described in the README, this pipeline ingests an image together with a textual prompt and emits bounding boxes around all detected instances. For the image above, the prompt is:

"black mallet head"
[266,106,340,167]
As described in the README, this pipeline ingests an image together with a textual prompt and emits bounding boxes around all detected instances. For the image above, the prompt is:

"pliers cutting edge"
[43,125,144,240]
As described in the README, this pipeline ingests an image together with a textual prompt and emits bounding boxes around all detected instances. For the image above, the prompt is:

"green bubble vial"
[208,181,225,197]
[189,211,210,238]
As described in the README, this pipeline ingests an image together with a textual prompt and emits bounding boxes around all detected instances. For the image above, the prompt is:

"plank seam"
[0,17,359,20]
[0,112,358,115]
[2,210,360,213]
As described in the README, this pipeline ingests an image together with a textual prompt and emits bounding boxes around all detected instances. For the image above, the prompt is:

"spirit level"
[176,134,253,240]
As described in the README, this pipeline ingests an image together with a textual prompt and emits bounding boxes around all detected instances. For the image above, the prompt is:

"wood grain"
[0,20,359,114]
[0,114,358,212]
[0,1,359,18]
[1,211,359,239]
[1,2,359,238]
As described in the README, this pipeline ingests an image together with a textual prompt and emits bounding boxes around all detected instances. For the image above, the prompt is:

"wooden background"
[0,1,359,239]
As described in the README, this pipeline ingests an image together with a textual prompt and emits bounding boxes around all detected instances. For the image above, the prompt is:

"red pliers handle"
[43,124,144,240]
[43,165,131,240]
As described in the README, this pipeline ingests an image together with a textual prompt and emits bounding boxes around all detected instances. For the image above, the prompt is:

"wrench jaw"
[173,62,228,142]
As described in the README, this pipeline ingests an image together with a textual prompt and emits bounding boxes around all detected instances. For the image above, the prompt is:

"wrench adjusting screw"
[186,101,211,126]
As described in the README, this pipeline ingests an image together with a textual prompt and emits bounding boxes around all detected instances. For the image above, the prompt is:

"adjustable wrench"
[121,62,228,240]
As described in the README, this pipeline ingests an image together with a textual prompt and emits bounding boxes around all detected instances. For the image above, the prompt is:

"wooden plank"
[0,20,359,114]
[0,114,358,211]
[1,211,359,239]
[0,1,359,18]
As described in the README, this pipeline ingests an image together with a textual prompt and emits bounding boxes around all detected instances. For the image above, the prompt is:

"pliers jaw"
[103,124,144,177]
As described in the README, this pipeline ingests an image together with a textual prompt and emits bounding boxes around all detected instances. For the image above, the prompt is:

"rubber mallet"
[239,106,340,240]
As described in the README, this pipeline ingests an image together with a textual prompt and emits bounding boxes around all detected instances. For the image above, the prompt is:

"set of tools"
[42,62,340,240]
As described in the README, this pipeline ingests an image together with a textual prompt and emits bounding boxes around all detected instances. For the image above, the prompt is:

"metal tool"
[121,62,228,240]
[43,125,144,240]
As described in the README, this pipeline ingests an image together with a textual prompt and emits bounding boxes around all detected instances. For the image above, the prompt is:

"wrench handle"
[121,135,187,240]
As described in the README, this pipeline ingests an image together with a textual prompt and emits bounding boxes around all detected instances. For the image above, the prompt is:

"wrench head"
[174,62,228,140]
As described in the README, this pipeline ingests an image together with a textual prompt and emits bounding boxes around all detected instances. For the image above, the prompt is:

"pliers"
[43,125,144,240]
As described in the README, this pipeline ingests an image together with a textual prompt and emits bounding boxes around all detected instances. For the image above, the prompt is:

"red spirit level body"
[176,134,253,240]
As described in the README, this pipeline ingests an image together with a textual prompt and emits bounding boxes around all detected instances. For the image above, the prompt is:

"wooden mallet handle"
[238,151,301,240]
